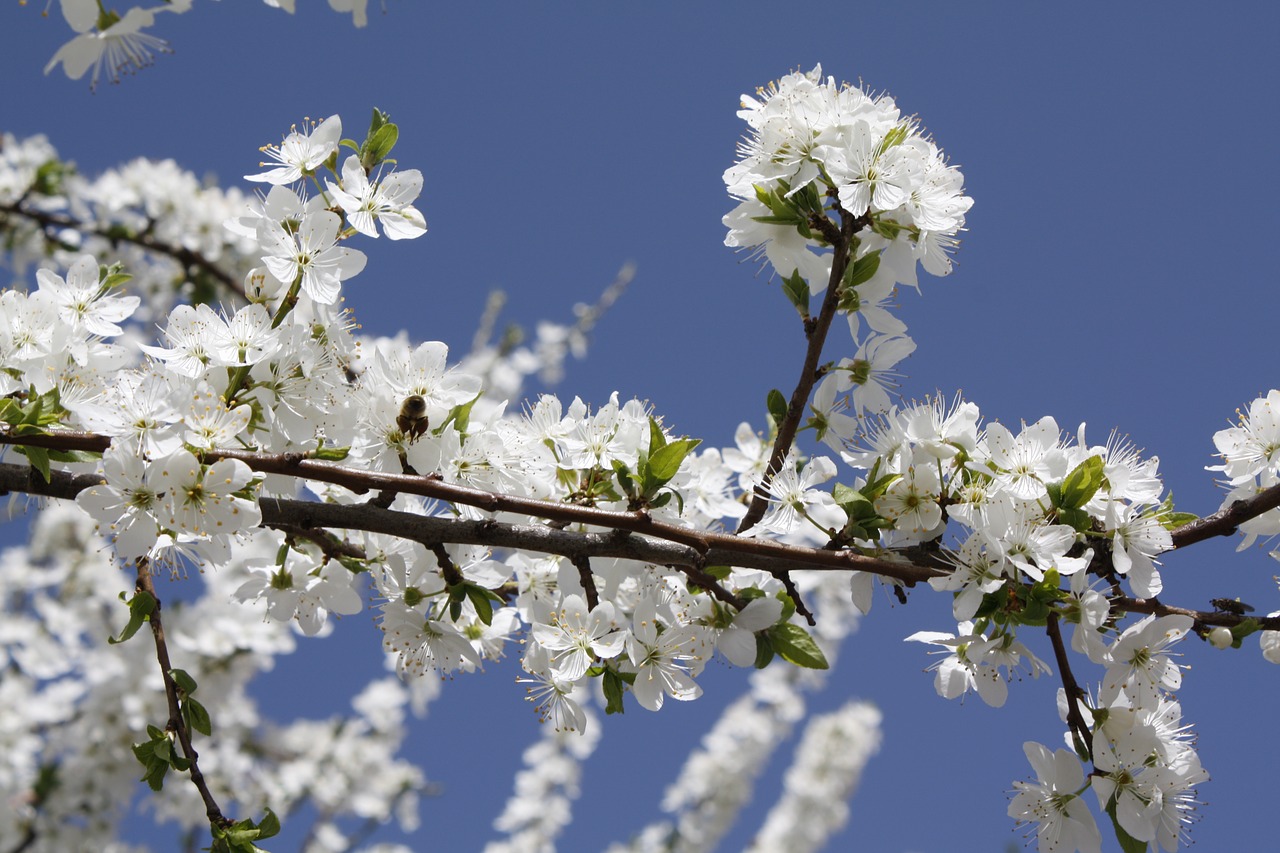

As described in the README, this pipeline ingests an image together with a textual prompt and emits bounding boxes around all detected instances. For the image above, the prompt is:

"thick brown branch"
[1170,481,1280,549]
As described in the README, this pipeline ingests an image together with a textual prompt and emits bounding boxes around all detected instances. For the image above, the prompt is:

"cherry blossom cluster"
[1209,389,1280,559]
[1009,615,1207,853]
[724,64,972,420]
[39,0,371,89]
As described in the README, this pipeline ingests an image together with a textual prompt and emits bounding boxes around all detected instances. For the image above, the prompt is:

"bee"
[396,394,429,444]
[1210,597,1255,616]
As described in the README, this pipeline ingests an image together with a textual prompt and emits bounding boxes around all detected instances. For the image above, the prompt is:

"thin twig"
[737,209,869,534]
[1046,611,1094,760]
[0,201,247,301]
[135,562,231,829]
[571,554,599,610]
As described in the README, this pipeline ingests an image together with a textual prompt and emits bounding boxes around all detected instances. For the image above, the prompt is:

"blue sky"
[2,2,1279,851]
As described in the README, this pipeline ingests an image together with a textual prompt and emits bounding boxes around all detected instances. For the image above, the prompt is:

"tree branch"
[135,561,231,829]
[737,209,869,534]
[1170,482,1280,549]
[0,200,247,301]
[1046,611,1093,760]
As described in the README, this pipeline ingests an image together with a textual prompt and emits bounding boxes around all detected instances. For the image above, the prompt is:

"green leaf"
[363,123,399,168]
[842,251,881,289]
[18,445,51,483]
[367,107,390,138]
[1059,455,1104,510]
[602,669,626,715]
[109,590,155,645]
[1055,506,1092,533]
[648,438,700,484]
[168,669,198,696]
[832,482,871,513]
[704,565,731,581]
[465,584,495,626]
[256,808,281,840]
[781,270,810,318]
[766,389,788,427]
[45,448,103,465]
[185,698,212,737]
[1162,511,1198,531]
[753,633,775,669]
[769,622,829,669]
[0,397,21,423]
[647,416,667,453]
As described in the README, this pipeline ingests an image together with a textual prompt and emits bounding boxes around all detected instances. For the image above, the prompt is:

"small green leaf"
[18,445,51,483]
[185,698,212,737]
[769,622,829,669]
[363,123,399,168]
[1162,511,1198,531]
[704,565,732,581]
[648,438,700,484]
[753,633,775,669]
[842,251,881,289]
[312,444,351,462]
[766,390,788,427]
[109,590,155,645]
[602,669,626,715]
[647,416,667,453]
[465,584,494,626]
[781,270,810,318]
[256,808,281,840]
[168,669,198,696]
[1058,455,1104,510]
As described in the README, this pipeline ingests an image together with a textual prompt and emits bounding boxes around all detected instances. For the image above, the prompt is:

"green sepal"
[109,590,156,645]
[1058,455,1104,510]
[602,668,626,715]
[704,565,732,581]
[766,389,788,428]
[781,270,810,319]
[768,622,829,669]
